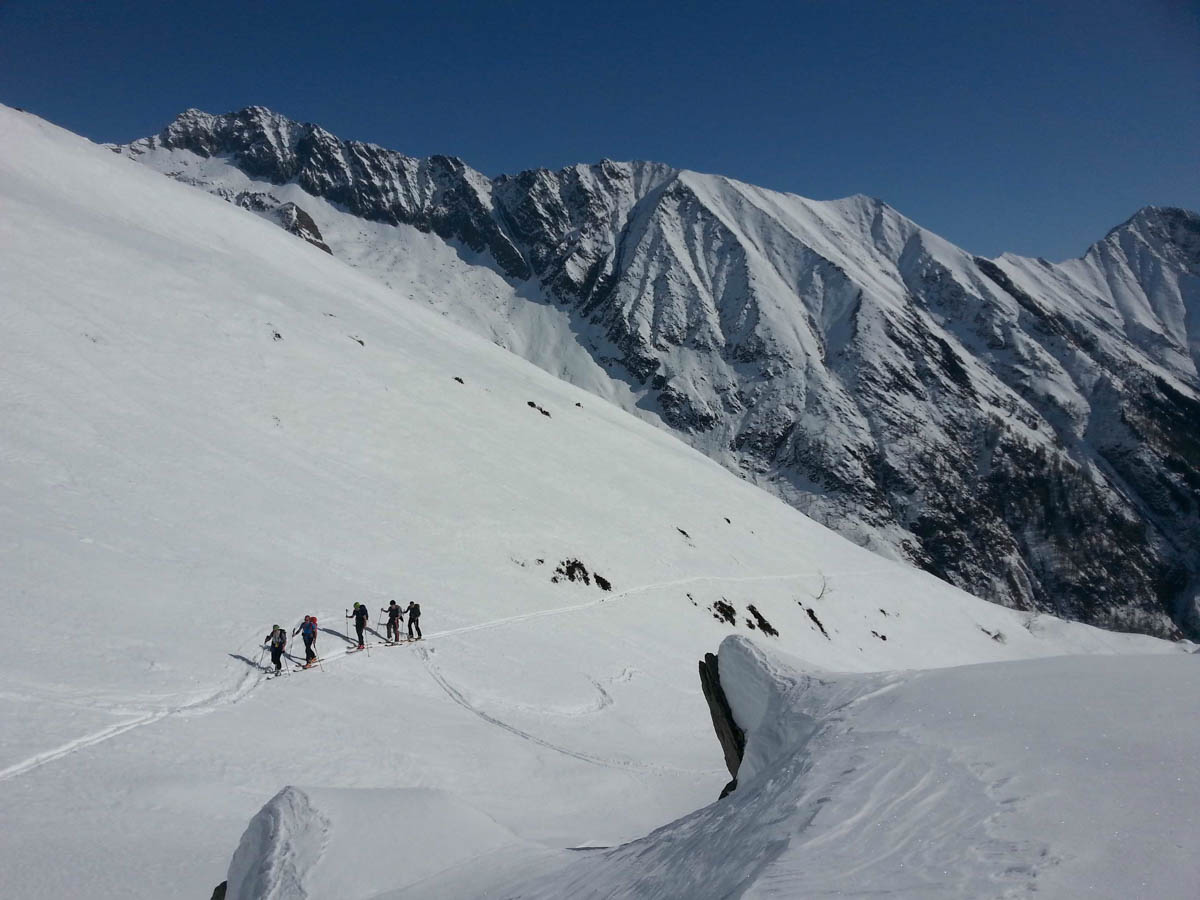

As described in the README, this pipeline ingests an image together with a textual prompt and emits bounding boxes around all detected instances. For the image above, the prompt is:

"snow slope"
[0,106,1192,899]
[498,638,1200,899]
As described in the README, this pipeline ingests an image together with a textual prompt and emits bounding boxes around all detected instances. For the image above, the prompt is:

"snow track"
[0,667,260,784]
[416,645,714,776]
[0,571,820,786]
[0,710,167,783]
[423,569,865,643]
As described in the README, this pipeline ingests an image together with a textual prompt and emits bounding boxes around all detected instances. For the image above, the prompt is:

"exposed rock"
[272,202,332,254]
[698,652,745,798]
[804,606,830,639]
[551,559,590,585]
[712,599,737,625]
[747,604,779,637]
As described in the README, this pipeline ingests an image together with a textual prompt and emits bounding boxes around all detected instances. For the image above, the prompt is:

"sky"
[1,0,1196,260]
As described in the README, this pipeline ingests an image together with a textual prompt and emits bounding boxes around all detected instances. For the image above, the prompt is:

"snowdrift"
[496,637,1200,898]
[224,787,553,900]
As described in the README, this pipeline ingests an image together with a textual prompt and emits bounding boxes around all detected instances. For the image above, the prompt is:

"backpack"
[301,620,316,638]
[271,630,286,650]
[409,603,421,618]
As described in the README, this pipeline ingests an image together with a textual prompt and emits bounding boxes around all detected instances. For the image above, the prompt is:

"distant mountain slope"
[118,107,1200,638]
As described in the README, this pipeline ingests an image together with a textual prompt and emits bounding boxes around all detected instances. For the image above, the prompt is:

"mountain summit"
[119,107,1200,638]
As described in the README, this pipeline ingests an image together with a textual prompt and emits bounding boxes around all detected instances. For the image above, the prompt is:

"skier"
[347,602,369,649]
[293,615,318,666]
[264,625,287,674]
[381,600,403,644]
[404,600,422,640]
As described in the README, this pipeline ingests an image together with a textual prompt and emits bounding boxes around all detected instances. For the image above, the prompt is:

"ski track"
[415,644,715,776]
[0,666,261,785]
[0,569,869,785]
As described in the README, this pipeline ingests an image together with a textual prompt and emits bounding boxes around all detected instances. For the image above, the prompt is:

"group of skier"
[261,600,422,675]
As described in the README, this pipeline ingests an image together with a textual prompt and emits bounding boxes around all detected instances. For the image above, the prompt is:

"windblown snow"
[1,106,1196,899]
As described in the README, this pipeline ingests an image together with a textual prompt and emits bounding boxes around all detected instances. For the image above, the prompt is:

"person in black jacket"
[381,600,403,643]
[347,603,369,649]
[404,601,422,640]
[264,625,287,674]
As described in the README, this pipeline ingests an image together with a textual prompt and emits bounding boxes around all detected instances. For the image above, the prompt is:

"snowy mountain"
[116,106,1200,640]
[4,105,1199,899]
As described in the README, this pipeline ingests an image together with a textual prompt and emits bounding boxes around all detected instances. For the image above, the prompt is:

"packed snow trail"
[243,571,840,674]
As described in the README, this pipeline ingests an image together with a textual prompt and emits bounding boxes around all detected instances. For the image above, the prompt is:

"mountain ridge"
[116,106,1200,639]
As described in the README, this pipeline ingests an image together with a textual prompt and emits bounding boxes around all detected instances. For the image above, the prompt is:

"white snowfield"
[0,104,1195,899]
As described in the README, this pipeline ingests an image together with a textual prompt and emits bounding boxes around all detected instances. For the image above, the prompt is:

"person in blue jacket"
[293,615,318,666]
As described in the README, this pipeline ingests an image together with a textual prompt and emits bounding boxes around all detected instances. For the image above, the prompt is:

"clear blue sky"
[2,0,1196,260]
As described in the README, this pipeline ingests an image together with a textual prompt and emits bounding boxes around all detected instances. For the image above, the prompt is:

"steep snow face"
[2,105,1191,900]
[117,108,1200,640]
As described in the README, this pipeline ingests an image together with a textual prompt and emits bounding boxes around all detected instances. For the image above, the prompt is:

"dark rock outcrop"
[698,652,745,798]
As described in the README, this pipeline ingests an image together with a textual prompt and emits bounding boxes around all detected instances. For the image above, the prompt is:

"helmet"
[354,602,361,609]
[272,624,280,630]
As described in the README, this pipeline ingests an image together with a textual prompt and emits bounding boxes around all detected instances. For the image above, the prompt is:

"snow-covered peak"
[1093,205,1200,277]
